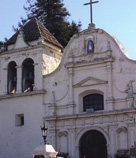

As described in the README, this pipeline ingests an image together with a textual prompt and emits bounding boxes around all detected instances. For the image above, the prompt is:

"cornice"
[0,44,62,57]
[65,57,114,68]
[0,90,46,100]
[1,45,43,56]
[44,108,136,121]
[73,76,108,88]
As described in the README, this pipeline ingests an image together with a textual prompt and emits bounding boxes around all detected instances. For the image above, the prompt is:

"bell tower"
[0,18,63,95]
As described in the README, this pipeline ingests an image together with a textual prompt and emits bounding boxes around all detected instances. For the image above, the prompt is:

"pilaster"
[50,132,56,149]
[67,67,75,115]
[3,67,7,94]
[75,146,79,158]
[68,68,74,104]
[16,65,22,93]
[34,63,43,90]
[109,126,116,158]
[68,129,76,158]
[106,62,114,111]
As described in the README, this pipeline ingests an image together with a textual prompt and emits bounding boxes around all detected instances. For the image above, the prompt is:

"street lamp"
[41,123,48,145]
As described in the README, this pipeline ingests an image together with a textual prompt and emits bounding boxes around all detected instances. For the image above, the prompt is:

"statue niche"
[84,35,95,55]
[58,131,68,154]
[117,126,128,150]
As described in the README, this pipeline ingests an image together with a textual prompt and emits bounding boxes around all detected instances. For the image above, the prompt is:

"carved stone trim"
[116,126,127,133]
[0,90,46,100]
[45,108,136,122]
[65,57,114,68]
[58,131,68,137]
[73,76,108,88]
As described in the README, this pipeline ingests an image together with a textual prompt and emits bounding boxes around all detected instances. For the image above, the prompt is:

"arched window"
[87,40,94,54]
[22,58,34,92]
[7,61,17,94]
[83,93,103,112]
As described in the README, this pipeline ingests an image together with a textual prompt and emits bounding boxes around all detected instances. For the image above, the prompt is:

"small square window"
[15,114,24,126]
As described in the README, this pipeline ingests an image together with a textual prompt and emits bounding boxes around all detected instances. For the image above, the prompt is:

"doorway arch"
[79,130,107,158]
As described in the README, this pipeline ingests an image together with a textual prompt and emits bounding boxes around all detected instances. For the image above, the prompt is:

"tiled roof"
[7,18,63,49]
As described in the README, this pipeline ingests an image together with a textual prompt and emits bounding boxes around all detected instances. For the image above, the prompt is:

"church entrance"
[80,130,107,158]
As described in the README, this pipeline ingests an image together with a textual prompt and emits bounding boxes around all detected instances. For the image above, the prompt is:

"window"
[22,58,34,92]
[15,114,24,126]
[83,93,103,112]
[7,61,17,94]
[87,40,94,54]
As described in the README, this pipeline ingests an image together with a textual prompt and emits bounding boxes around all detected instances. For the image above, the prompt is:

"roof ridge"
[35,18,63,49]
[35,18,44,40]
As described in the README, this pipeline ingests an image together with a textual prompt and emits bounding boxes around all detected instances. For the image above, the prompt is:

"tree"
[23,0,81,47]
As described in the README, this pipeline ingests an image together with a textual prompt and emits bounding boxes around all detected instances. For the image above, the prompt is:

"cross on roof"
[84,0,99,25]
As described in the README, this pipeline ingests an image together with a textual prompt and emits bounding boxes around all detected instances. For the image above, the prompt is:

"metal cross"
[84,0,99,24]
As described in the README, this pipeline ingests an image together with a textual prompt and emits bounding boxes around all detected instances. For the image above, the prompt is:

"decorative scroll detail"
[65,51,114,69]
[107,41,111,51]
[58,131,68,137]
[125,80,134,97]
[56,85,69,102]
[116,126,127,133]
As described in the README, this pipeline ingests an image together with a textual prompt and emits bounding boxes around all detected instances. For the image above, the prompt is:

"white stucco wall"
[43,28,136,158]
[0,27,136,158]
[0,40,62,158]
[0,94,44,158]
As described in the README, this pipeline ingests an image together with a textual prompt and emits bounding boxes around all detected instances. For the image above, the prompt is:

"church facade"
[0,19,136,158]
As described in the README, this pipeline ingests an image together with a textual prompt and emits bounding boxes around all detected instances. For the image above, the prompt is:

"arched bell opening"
[79,130,107,158]
[7,61,17,94]
[22,58,34,92]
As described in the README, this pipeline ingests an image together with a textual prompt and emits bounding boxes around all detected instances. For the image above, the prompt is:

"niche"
[117,126,128,150]
[58,131,68,154]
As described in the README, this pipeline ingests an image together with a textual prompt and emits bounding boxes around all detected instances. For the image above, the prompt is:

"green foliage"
[23,0,81,47]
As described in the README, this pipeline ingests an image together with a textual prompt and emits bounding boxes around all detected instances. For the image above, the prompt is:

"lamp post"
[41,123,48,145]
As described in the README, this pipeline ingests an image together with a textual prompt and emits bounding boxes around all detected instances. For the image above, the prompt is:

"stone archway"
[79,130,107,158]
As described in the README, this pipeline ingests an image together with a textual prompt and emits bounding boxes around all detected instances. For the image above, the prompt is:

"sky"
[0,0,136,59]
